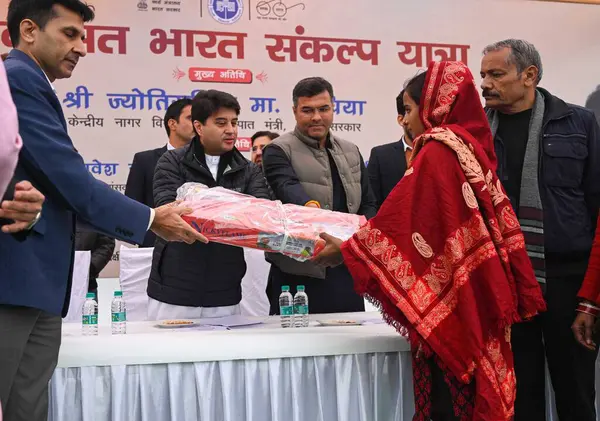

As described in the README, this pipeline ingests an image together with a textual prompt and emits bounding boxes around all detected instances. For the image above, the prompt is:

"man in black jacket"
[125,98,194,247]
[481,39,600,421]
[147,90,270,320]
[367,89,413,210]
[75,221,115,297]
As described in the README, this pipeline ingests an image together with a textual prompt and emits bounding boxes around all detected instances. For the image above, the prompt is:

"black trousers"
[512,275,599,421]
[430,360,457,421]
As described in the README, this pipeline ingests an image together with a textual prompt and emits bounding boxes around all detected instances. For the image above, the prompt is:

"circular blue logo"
[208,0,243,24]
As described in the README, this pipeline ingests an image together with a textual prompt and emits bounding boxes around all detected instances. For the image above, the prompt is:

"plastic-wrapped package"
[176,182,366,261]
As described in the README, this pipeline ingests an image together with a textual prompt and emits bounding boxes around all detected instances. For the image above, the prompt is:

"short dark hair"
[7,0,95,47]
[163,98,192,136]
[191,90,240,125]
[251,131,279,145]
[404,72,427,106]
[292,77,334,106]
[586,86,600,124]
[396,89,405,115]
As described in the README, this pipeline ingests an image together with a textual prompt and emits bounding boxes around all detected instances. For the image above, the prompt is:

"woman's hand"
[312,233,344,267]
[572,311,598,351]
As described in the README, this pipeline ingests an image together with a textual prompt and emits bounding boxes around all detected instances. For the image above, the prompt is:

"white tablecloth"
[50,312,414,421]
[49,312,600,421]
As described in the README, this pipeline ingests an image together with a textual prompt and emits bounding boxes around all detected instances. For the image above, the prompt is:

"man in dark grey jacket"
[262,77,377,315]
[147,90,270,320]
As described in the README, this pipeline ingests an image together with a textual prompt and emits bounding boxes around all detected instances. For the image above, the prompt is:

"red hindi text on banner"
[189,67,253,84]
[235,137,252,152]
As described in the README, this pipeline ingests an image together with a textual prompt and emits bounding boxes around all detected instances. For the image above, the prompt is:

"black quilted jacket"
[147,138,270,307]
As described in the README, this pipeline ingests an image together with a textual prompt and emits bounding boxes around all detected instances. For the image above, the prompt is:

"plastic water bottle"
[279,285,294,328]
[293,285,309,328]
[82,292,98,336]
[111,290,127,334]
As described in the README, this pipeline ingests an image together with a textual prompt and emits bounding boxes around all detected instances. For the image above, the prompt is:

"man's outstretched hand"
[151,202,208,244]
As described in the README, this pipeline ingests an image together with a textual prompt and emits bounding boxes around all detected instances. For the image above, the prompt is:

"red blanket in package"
[177,183,366,261]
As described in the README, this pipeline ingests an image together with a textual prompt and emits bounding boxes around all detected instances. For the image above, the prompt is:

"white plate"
[155,320,197,329]
[316,319,364,327]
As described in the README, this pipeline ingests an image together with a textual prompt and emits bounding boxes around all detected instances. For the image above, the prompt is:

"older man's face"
[480,47,533,113]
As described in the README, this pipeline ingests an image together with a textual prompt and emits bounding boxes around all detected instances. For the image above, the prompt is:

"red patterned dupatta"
[341,61,546,421]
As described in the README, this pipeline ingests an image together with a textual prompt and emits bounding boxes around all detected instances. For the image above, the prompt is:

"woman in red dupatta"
[314,61,546,421]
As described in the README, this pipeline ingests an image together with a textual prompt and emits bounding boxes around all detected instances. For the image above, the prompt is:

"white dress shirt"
[205,154,221,180]
[402,136,413,152]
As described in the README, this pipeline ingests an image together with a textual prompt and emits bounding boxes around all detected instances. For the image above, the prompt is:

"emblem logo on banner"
[137,0,148,11]
[208,0,244,24]
[256,1,305,20]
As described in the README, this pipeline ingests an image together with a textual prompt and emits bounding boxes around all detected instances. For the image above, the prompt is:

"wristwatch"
[26,211,42,230]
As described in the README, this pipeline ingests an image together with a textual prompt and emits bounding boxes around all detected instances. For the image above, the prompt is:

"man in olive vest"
[262,77,377,314]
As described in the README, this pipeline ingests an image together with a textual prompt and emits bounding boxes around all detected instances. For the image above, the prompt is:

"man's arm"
[7,71,150,244]
[358,154,378,220]
[245,164,271,200]
[7,68,206,245]
[367,148,383,209]
[89,234,116,279]
[262,144,312,206]
[124,153,146,204]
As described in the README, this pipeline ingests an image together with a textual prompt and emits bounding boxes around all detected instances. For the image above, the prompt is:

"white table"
[49,310,600,421]
[49,312,415,421]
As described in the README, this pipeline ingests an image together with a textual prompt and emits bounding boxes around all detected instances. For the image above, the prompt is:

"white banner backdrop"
[1,0,599,276]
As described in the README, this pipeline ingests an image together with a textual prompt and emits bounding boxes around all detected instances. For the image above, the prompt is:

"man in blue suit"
[0,1,207,419]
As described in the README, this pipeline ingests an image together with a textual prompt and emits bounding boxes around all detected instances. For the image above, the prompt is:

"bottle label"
[280,305,293,316]
[82,315,98,325]
[294,304,308,315]
[112,311,126,323]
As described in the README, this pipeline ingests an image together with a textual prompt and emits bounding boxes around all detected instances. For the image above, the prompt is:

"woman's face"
[402,91,425,139]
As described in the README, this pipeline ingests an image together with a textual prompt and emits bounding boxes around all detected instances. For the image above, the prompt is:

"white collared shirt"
[205,154,221,180]
[167,142,176,151]
[42,71,57,96]
[402,136,413,152]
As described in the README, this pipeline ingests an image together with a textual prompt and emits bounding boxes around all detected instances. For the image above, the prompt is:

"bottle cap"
[114,291,123,297]
[86,292,95,299]
[281,285,290,292]
[297,285,305,292]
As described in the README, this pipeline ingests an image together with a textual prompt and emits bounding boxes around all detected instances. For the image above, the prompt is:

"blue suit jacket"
[0,50,150,316]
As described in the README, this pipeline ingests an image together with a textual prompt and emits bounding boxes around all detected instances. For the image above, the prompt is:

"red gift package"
[177,183,366,261]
